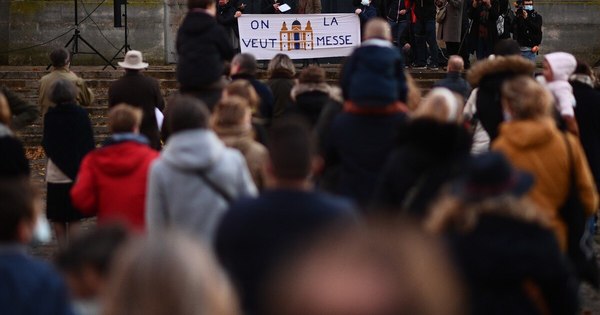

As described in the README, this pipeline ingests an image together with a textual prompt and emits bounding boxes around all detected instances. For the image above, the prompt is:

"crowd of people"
[1,0,600,314]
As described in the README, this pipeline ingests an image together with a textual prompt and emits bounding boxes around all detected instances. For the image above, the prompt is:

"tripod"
[104,0,131,70]
[48,0,116,70]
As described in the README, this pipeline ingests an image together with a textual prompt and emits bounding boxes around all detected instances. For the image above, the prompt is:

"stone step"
[2,66,448,147]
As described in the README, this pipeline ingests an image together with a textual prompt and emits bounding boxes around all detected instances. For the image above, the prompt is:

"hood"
[291,82,331,101]
[496,119,555,149]
[91,141,156,177]
[161,129,225,170]
[181,11,217,35]
[467,55,535,87]
[397,118,472,157]
[545,52,576,81]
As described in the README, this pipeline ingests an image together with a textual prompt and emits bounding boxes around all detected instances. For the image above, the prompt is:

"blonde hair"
[102,232,239,315]
[212,96,251,127]
[412,88,462,123]
[224,80,260,112]
[267,54,296,78]
[108,104,143,133]
[0,92,10,126]
[501,75,553,120]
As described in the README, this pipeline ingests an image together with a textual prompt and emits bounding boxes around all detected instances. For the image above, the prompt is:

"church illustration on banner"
[279,20,314,51]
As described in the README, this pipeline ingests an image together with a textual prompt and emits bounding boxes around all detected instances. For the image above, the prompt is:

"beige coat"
[39,68,94,115]
[436,0,464,43]
[214,125,268,190]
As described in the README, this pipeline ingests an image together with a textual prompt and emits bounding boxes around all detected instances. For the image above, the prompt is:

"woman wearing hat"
[426,152,579,315]
[492,75,598,252]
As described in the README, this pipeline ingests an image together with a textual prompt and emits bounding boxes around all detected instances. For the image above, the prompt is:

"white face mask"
[31,215,52,245]
[361,0,370,6]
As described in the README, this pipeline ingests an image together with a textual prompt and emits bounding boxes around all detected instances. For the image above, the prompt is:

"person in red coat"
[71,104,159,231]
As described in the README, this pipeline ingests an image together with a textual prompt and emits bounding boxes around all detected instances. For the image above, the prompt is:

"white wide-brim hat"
[118,50,149,69]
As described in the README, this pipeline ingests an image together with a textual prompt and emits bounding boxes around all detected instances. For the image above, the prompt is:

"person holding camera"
[512,0,542,62]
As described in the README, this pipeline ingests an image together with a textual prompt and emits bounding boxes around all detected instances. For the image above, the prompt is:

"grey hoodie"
[146,129,257,244]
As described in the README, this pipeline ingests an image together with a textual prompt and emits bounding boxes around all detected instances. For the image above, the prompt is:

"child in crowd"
[70,104,159,232]
[541,52,579,135]
[0,178,74,315]
[56,225,130,315]
[211,96,268,190]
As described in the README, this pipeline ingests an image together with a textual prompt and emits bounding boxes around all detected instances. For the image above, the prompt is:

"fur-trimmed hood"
[291,82,343,103]
[467,56,535,87]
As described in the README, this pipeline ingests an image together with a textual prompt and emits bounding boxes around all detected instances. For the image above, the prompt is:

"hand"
[472,0,479,8]
[273,3,279,9]
[399,9,406,15]
[531,45,539,53]
[522,10,528,18]
[235,10,242,17]
[355,8,362,14]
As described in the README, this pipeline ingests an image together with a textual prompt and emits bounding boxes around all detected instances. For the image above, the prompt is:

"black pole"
[124,0,128,50]
[74,0,78,26]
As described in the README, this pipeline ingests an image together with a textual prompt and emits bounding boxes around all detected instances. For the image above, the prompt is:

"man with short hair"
[71,104,159,231]
[108,50,165,150]
[39,48,94,115]
[433,55,471,100]
[0,178,74,315]
[146,95,257,243]
[230,53,275,123]
[216,118,356,315]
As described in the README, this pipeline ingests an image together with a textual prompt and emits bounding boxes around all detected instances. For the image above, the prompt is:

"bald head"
[364,18,391,42]
[447,55,464,72]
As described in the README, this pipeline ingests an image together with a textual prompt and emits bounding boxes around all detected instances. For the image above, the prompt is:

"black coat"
[371,119,471,217]
[108,71,165,150]
[447,215,579,315]
[512,10,542,48]
[176,11,234,90]
[572,80,600,191]
[0,133,30,178]
[290,90,332,127]
[412,0,436,21]
[42,103,95,180]
[433,71,472,101]
[468,0,501,53]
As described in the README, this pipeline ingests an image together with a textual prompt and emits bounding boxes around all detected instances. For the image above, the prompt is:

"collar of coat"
[466,55,535,87]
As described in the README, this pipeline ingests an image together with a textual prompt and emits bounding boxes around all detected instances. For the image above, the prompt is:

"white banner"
[238,14,361,60]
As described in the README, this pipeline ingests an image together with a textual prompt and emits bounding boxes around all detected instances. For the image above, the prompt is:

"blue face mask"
[524,5,533,10]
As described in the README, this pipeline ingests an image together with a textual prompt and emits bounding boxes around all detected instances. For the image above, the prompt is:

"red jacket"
[71,140,159,231]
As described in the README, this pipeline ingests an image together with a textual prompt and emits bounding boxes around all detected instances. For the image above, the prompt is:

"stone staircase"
[0,65,446,147]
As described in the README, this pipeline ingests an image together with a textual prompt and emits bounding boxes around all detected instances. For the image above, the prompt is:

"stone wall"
[1,0,600,66]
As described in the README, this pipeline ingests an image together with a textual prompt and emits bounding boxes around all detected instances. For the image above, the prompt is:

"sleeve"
[216,26,235,62]
[314,0,322,13]
[3,86,39,130]
[76,78,94,107]
[217,7,237,26]
[154,80,165,111]
[570,135,599,217]
[70,154,99,216]
[146,162,169,233]
[236,155,259,198]
[261,0,277,14]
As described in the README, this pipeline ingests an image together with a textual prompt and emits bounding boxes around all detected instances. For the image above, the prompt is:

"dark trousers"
[414,19,439,66]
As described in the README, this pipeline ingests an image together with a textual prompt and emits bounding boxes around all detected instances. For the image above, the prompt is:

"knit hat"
[452,152,534,201]
[544,52,577,81]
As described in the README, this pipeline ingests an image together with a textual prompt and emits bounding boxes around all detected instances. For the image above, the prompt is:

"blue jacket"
[0,245,74,315]
[341,39,407,106]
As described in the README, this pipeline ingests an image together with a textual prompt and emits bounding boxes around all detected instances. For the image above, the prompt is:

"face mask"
[524,5,533,10]
[31,215,52,245]
[361,0,370,6]
[503,110,512,122]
